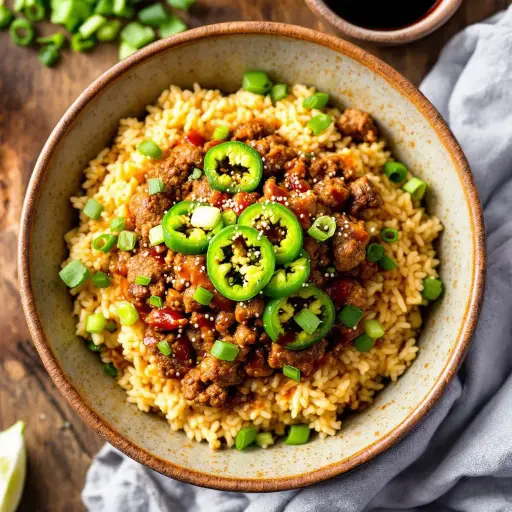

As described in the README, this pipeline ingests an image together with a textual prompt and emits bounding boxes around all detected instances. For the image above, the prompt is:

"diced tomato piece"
[354,225,369,242]
[173,337,194,362]
[146,307,188,331]
[325,278,356,308]
[262,178,289,205]
[211,191,231,209]
[186,130,206,147]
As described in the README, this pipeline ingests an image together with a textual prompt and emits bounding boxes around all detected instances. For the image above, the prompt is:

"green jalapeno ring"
[162,200,223,255]
[204,141,263,193]
[238,202,303,265]
[207,225,275,301]
[264,249,311,298]
[263,284,335,351]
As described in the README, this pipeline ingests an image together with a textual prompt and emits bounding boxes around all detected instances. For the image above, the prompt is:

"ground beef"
[309,154,355,182]
[245,347,274,377]
[337,108,379,143]
[233,323,258,347]
[325,277,367,309]
[109,250,131,277]
[349,176,382,215]
[185,175,215,203]
[283,157,311,193]
[232,119,274,141]
[172,253,210,292]
[248,135,297,176]
[234,297,264,323]
[268,340,327,377]
[165,288,184,310]
[303,237,332,268]
[287,190,320,229]
[186,312,216,353]
[331,323,366,356]
[126,251,168,304]
[332,213,369,272]
[357,260,379,281]
[129,192,171,241]
[313,177,350,209]
[215,311,236,334]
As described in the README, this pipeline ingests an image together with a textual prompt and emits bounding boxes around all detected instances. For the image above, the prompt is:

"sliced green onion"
[138,140,162,159]
[381,228,399,243]
[379,255,398,271]
[94,0,114,15]
[210,340,239,362]
[119,41,138,60]
[79,14,106,38]
[158,15,187,38]
[364,319,385,339]
[283,365,301,382]
[294,309,321,335]
[9,18,35,46]
[366,243,384,262]
[59,260,90,288]
[120,22,155,49]
[86,313,107,333]
[339,305,364,328]
[83,198,103,220]
[403,177,427,201]
[149,225,165,246]
[71,33,96,52]
[307,114,332,135]
[157,340,172,356]
[24,1,45,22]
[308,215,336,241]
[93,234,117,253]
[103,363,117,377]
[117,230,137,251]
[37,33,66,49]
[39,45,60,67]
[383,161,407,183]
[221,210,237,226]
[137,3,168,26]
[105,321,117,333]
[255,432,274,448]
[167,0,195,9]
[242,70,271,95]
[149,295,163,308]
[190,205,221,230]
[421,277,443,301]
[303,92,329,110]
[213,125,229,140]
[270,83,288,103]
[148,177,165,195]
[284,425,310,445]
[14,0,25,13]
[87,340,102,352]
[327,266,336,274]
[135,275,151,286]
[96,20,121,42]
[189,168,202,180]
[193,286,213,306]
[50,0,92,32]
[0,6,14,28]
[354,333,374,352]
[110,217,126,232]
[235,426,257,451]
[117,301,139,326]
[112,0,128,16]
[92,271,110,288]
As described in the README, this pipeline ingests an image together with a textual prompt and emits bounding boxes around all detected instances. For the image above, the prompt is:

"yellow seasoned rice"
[64,83,442,449]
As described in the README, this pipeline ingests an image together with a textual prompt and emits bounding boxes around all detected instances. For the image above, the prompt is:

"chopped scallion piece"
[294,309,321,335]
[193,286,213,306]
[117,230,137,251]
[189,168,202,180]
[120,21,155,49]
[339,305,363,328]
[39,45,60,67]
[403,177,427,201]
[87,340,102,352]
[149,225,165,246]
[421,277,443,301]
[364,319,385,339]
[303,92,329,110]
[59,260,90,288]
[158,15,187,38]
[270,83,288,103]
[14,0,25,13]
[381,228,399,243]
[308,215,336,241]
[210,340,239,362]
[235,426,257,451]
[117,301,139,326]
[284,425,310,445]
[118,41,138,60]
[135,275,151,286]
[383,161,407,183]
[71,32,96,52]
[50,0,92,32]
[379,255,398,271]
[148,295,163,308]
[283,365,301,382]
[24,1,45,22]
[83,198,104,220]
[138,139,162,159]
[354,333,374,352]
[94,0,114,15]
[221,210,237,226]
[92,271,110,288]
[103,363,117,377]
[37,33,66,49]
[190,205,221,231]
[93,234,117,253]
[242,70,271,95]
[86,313,107,333]
[307,113,332,135]
[0,6,14,29]
[148,177,165,195]
[110,217,126,232]
[157,340,172,356]
[79,14,107,38]
[137,3,168,26]
[213,125,229,140]
[96,20,121,42]
[167,0,195,9]
[9,18,35,46]
[366,243,384,262]
[255,432,274,448]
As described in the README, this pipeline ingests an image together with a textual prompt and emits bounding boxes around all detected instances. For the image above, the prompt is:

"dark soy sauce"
[325,0,442,31]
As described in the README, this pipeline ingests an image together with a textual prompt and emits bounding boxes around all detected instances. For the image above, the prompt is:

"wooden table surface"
[0,0,508,510]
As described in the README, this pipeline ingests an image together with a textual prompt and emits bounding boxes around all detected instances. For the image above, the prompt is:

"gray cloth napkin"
[83,8,512,511]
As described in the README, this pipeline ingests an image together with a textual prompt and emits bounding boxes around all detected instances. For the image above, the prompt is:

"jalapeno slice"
[263,284,335,350]
[162,200,223,255]
[264,250,311,298]
[207,225,275,301]
[204,141,263,193]
[238,203,303,265]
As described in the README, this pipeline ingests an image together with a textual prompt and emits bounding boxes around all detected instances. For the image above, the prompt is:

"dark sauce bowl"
[304,0,462,45]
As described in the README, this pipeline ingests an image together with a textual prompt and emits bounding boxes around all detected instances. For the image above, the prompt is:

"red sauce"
[186,130,206,147]
[194,313,214,332]
[232,192,258,214]
[275,332,296,347]
[173,337,194,362]
[326,278,355,307]
[263,178,289,203]
[146,307,188,331]
[287,179,311,193]
[148,247,165,264]
[212,191,231,209]
[135,302,152,319]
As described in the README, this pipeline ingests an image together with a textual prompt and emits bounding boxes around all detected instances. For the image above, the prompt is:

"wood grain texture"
[0,0,507,510]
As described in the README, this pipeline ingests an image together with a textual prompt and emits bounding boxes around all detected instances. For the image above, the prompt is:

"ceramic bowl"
[304,0,463,45]
[19,22,485,492]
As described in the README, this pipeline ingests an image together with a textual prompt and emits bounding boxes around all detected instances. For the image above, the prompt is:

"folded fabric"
[83,7,512,511]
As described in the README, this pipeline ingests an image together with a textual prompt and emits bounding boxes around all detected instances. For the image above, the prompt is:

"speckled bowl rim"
[18,22,486,492]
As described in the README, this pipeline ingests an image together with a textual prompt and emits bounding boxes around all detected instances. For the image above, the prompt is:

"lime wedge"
[0,422,26,512]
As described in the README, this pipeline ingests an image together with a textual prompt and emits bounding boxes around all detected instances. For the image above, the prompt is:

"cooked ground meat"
[313,177,350,209]
[165,288,184,310]
[248,135,297,176]
[129,192,171,241]
[215,311,236,334]
[232,119,274,141]
[182,286,204,313]
[309,154,355,182]
[326,277,367,309]
[245,347,273,377]
[337,108,379,143]
[109,250,131,277]
[126,251,168,304]
[172,253,210,292]
[233,323,258,347]
[268,340,328,377]
[332,213,369,272]
[357,260,379,281]
[349,176,382,215]
[186,175,215,203]
[235,297,264,323]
